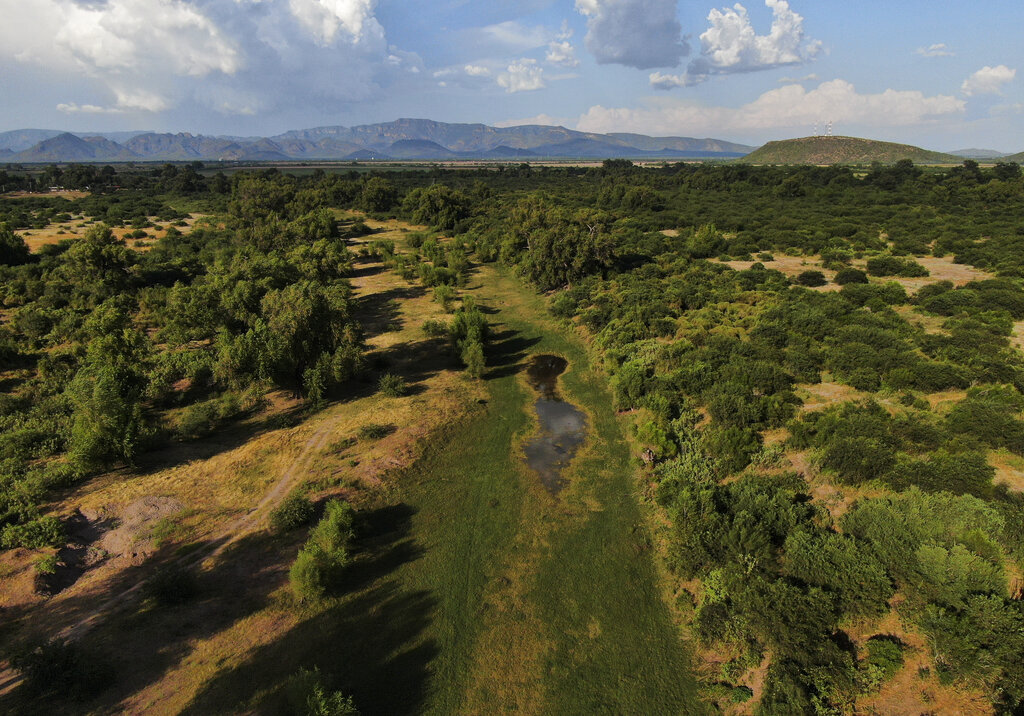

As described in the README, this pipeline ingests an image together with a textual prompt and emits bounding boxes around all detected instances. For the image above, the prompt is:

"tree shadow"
[484,326,541,380]
[176,502,434,716]
[0,531,288,716]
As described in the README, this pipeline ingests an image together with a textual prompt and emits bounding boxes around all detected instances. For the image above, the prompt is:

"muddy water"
[523,355,588,494]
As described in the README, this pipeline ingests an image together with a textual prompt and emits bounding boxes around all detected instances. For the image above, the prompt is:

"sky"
[0,0,1021,151]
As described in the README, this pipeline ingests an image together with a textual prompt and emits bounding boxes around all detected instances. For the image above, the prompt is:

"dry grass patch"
[796,382,866,411]
[20,214,207,253]
[989,449,1024,492]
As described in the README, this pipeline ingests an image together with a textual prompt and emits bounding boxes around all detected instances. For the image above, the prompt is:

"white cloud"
[0,0,415,117]
[962,65,1016,96]
[576,79,965,135]
[494,114,573,128]
[921,43,950,57]
[650,0,820,89]
[0,0,240,75]
[575,0,687,70]
[497,59,546,93]
[547,40,579,67]
[917,43,953,58]
[479,21,549,51]
[465,64,491,77]
[57,103,123,115]
[287,0,382,46]
[778,73,818,84]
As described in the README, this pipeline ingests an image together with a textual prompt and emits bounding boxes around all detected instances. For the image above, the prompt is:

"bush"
[834,267,869,285]
[143,564,199,606]
[271,493,316,532]
[10,638,114,700]
[867,256,929,278]
[422,318,449,337]
[795,270,827,287]
[377,373,407,398]
[357,423,394,440]
[0,516,65,549]
[290,500,355,602]
[286,667,359,716]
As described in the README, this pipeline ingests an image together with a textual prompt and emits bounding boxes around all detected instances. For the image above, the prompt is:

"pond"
[522,355,588,494]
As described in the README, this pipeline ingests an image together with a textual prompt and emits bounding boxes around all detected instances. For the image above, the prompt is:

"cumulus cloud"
[546,21,579,67]
[576,79,965,135]
[917,43,953,58]
[497,59,546,93]
[575,0,687,70]
[651,0,820,88]
[464,64,491,77]
[288,0,382,45]
[961,65,1016,96]
[0,0,417,118]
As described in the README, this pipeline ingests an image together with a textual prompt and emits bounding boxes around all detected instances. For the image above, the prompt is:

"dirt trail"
[0,252,387,693]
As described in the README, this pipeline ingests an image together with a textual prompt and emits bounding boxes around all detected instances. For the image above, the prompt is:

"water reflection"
[523,355,588,494]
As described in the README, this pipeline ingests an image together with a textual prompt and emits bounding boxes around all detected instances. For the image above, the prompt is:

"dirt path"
[0,250,391,692]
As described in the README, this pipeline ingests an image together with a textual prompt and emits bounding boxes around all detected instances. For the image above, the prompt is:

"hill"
[743,136,958,165]
[950,148,1008,159]
[1005,151,1024,163]
[0,119,754,163]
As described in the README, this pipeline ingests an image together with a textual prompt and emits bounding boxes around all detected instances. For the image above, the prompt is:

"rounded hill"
[743,136,958,165]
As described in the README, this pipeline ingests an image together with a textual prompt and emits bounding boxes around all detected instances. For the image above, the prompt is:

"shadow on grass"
[177,502,434,716]
[484,326,541,380]
[2,501,433,716]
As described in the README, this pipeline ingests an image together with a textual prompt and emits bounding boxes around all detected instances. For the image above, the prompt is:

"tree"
[360,176,397,212]
[0,223,30,266]
[66,300,152,472]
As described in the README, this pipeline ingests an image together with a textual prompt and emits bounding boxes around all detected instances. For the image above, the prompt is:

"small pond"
[523,355,588,494]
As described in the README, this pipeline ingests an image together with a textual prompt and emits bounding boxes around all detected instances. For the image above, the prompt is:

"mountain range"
[0,119,755,164]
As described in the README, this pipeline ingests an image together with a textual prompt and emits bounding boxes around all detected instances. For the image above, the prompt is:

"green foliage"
[289,499,355,602]
[286,668,360,716]
[377,372,407,398]
[834,267,869,285]
[357,423,393,440]
[1,516,65,549]
[271,492,316,533]
[795,270,827,287]
[866,255,930,278]
[143,564,200,606]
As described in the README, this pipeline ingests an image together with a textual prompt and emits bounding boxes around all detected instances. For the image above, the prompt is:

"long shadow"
[0,531,289,716]
[356,285,426,339]
[484,325,541,380]
[177,502,434,716]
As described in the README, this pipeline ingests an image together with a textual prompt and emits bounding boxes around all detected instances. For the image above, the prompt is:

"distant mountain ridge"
[950,148,1009,159]
[0,118,755,163]
[744,136,959,165]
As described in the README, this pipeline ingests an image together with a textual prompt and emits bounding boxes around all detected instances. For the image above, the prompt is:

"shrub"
[867,256,929,278]
[10,638,114,700]
[834,267,869,285]
[795,270,827,287]
[0,516,65,549]
[432,284,457,311]
[290,500,355,602]
[271,493,316,532]
[422,318,449,337]
[286,667,359,716]
[377,373,407,398]
[143,564,199,606]
[357,423,394,440]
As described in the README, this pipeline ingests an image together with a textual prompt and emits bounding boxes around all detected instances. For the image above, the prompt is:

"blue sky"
[0,0,1021,150]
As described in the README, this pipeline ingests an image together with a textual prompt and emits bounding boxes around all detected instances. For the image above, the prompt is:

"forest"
[2,156,1024,714]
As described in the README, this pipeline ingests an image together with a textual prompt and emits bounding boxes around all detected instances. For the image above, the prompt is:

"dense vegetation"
[3,156,1024,713]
